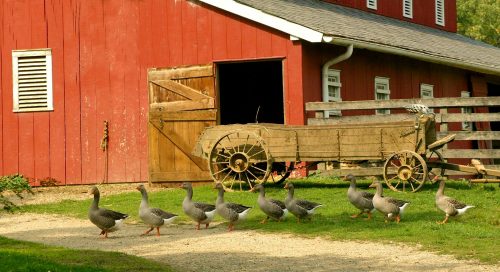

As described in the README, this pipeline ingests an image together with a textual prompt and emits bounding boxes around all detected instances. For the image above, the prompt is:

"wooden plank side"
[437,131,500,141]
[16,1,35,181]
[211,8,228,60]
[181,0,198,65]
[167,0,182,66]
[104,0,127,183]
[123,0,141,182]
[226,16,242,59]
[63,0,82,184]
[79,0,101,183]
[442,149,500,159]
[0,0,3,175]
[150,99,215,112]
[196,5,213,64]
[152,80,211,100]
[150,121,208,171]
[46,0,66,184]
[150,171,210,182]
[306,97,500,111]
[149,109,217,121]
[148,65,213,81]
[439,113,500,122]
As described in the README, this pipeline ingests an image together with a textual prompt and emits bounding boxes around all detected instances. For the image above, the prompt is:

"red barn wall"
[322,0,457,32]
[0,0,304,185]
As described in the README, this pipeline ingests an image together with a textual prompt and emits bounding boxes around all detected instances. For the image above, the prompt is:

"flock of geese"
[88,175,474,238]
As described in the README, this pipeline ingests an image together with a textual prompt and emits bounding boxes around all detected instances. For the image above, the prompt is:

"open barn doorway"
[217,60,284,125]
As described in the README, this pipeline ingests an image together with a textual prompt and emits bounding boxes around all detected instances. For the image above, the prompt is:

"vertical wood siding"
[0,0,301,185]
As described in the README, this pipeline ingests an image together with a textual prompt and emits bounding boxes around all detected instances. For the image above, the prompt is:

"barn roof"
[200,0,500,75]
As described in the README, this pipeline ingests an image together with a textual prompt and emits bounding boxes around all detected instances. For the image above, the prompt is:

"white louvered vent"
[435,0,445,26]
[403,0,413,18]
[367,0,377,10]
[12,49,53,112]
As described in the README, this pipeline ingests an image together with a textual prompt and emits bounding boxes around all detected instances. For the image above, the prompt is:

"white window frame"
[323,69,342,117]
[461,91,472,131]
[403,0,413,18]
[435,0,445,26]
[12,48,53,112]
[367,0,377,10]
[375,77,390,115]
[420,83,434,112]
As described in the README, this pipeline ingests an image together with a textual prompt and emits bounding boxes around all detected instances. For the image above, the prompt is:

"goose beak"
[368,182,377,188]
[284,184,289,189]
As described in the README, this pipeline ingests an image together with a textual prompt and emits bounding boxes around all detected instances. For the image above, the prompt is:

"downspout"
[322,44,354,105]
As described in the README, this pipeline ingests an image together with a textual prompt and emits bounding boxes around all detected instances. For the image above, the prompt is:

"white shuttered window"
[12,49,53,112]
[435,0,445,26]
[403,0,413,18]
[375,77,390,115]
[367,0,377,10]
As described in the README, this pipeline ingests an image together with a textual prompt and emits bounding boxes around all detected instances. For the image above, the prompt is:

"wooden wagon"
[192,114,499,192]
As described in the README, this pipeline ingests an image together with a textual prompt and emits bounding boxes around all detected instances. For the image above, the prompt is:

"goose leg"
[99,230,105,236]
[156,227,161,237]
[196,223,201,230]
[228,223,234,231]
[350,211,363,218]
[364,212,372,221]
[437,215,449,224]
[205,223,210,229]
[260,216,269,224]
[395,215,401,223]
[141,227,154,236]
[104,231,109,238]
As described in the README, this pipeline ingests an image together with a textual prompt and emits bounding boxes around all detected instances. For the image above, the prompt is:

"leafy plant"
[39,177,59,187]
[0,174,33,212]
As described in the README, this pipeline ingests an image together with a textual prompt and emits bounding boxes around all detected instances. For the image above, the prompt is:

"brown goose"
[181,182,216,230]
[435,179,474,224]
[344,174,375,220]
[215,182,252,231]
[284,182,323,222]
[250,184,287,223]
[369,181,410,223]
[88,186,128,238]
[137,184,177,236]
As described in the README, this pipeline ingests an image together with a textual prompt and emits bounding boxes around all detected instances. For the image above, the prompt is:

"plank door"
[148,64,216,183]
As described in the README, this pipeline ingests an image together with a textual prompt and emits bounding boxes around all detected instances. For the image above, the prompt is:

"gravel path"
[1,184,498,272]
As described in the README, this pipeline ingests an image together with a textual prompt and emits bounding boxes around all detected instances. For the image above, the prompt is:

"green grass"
[0,236,174,272]
[18,177,500,264]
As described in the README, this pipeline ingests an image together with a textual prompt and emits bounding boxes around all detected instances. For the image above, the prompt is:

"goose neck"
[91,192,100,210]
[436,180,445,198]
[216,188,225,205]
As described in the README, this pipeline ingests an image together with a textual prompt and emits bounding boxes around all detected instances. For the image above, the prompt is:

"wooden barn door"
[148,64,216,183]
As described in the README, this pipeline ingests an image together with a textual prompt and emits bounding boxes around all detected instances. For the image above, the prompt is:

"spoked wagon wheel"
[208,130,272,191]
[426,150,446,184]
[383,150,428,192]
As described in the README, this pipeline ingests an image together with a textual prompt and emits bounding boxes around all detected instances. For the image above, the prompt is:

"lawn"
[0,236,174,272]
[18,176,500,264]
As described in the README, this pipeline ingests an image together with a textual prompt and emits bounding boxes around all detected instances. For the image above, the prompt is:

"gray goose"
[137,184,178,236]
[88,186,128,238]
[435,179,474,224]
[284,182,323,222]
[215,182,252,231]
[344,174,375,220]
[250,184,288,223]
[369,181,410,223]
[180,182,216,230]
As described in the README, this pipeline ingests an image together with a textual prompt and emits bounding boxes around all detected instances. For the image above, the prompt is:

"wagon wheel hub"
[397,165,413,181]
[229,152,249,173]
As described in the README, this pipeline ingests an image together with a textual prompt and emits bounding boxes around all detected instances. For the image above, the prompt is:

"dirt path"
[1,184,498,271]
[0,213,497,272]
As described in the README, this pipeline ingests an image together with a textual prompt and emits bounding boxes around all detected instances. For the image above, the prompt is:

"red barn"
[0,0,499,186]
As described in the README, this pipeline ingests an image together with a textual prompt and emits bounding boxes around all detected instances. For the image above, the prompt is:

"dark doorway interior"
[487,83,500,164]
[217,60,284,125]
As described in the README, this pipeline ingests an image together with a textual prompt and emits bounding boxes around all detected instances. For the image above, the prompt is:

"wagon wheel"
[269,162,295,184]
[426,150,446,184]
[208,130,272,191]
[383,150,428,192]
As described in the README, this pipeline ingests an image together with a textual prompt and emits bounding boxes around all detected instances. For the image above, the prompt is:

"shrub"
[39,177,59,187]
[0,174,33,212]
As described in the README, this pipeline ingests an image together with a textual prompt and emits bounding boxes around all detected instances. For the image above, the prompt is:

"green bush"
[0,174,33,212]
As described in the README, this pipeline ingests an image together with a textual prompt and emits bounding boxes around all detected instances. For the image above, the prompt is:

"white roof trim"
[200,0,324,42]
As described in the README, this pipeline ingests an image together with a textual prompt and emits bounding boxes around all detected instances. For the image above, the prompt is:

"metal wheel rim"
[208,130,272,191]
[383,150,428,192]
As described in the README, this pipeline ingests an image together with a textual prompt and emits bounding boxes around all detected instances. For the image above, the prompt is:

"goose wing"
[386,197,409,208]
[226,203,251,213]
[194,202,216,212]
[150,208,177,219]
[296,199,322,210]
[445,197,467,209]
[99,208,128,220]
[269,199,286,210]
[359,191,374,200]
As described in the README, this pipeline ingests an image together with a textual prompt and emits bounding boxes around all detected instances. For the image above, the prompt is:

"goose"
[369,181,410,223]
[284,182,323,222]
[180,182,216,230]
[214,182,252,231]
[343,174,375,220]
[88,186,128,238]
[137,184,178,236]
[435,179,474,224]
[250,184,287,223]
